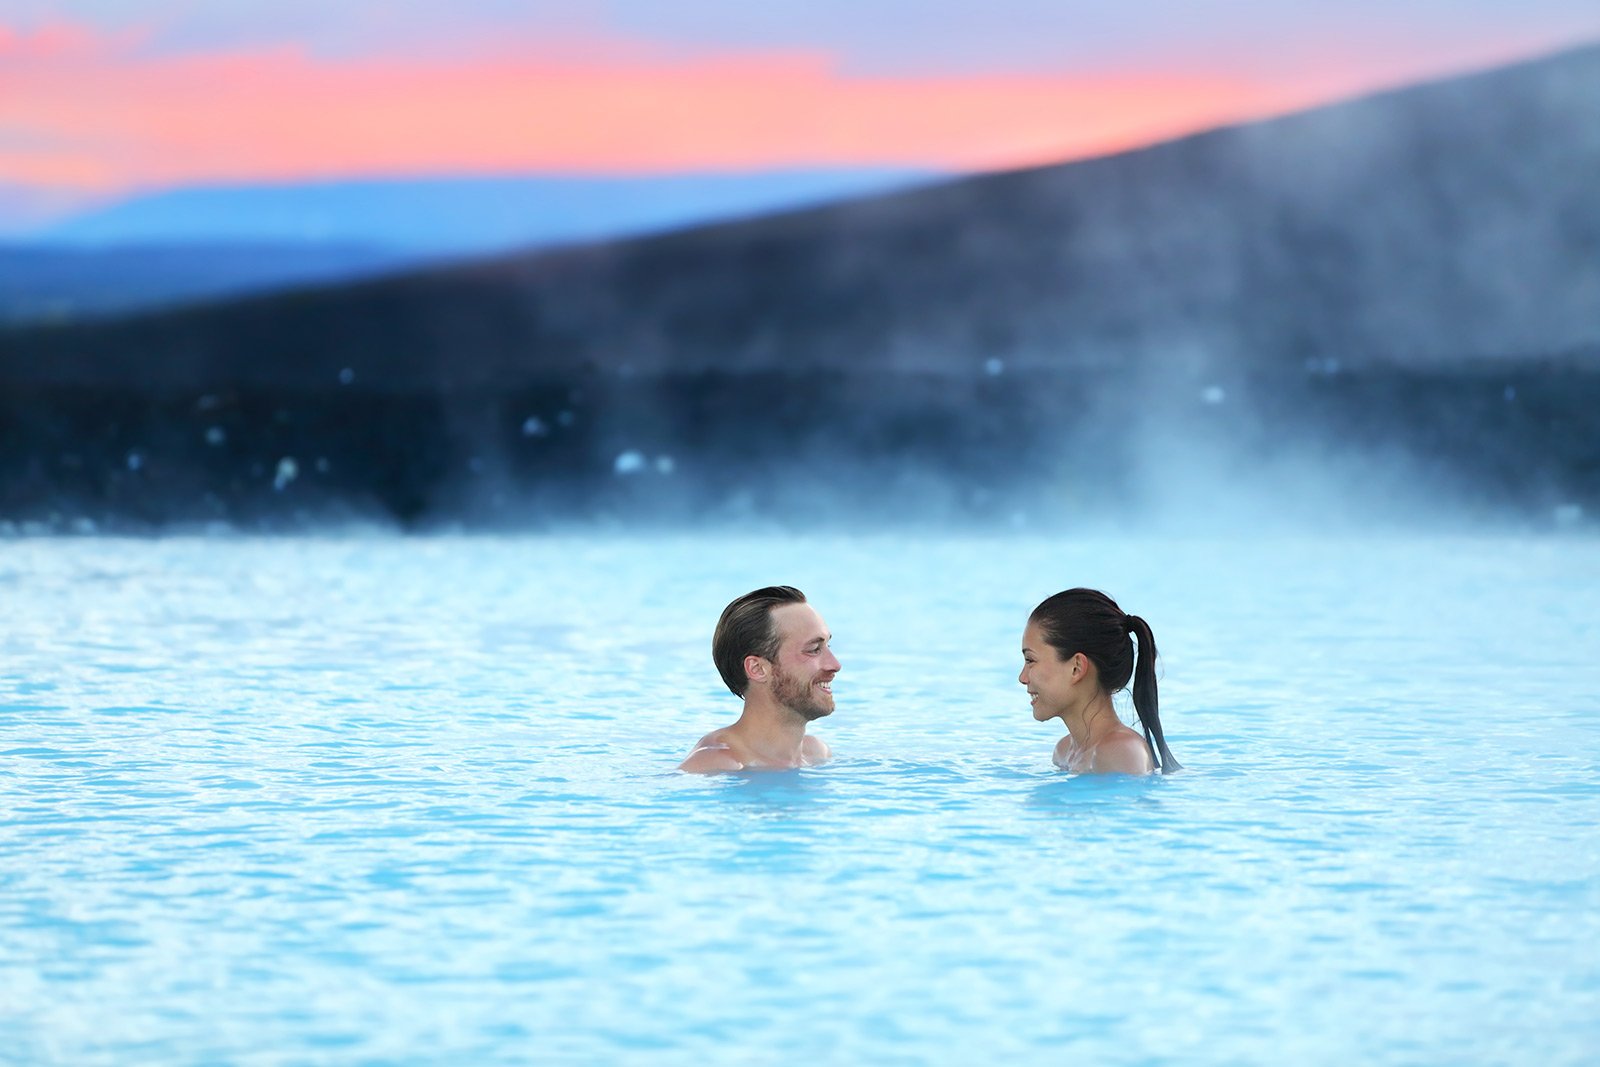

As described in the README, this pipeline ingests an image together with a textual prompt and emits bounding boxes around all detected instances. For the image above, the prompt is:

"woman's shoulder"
[1091,731,1155,775]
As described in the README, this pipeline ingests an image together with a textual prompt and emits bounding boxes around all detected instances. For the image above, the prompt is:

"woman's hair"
[1029,588,1181,773]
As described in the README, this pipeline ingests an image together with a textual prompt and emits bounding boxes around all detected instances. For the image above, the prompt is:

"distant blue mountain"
[36,170,940,255]
[0,242,415,325]
[2,169,939,323]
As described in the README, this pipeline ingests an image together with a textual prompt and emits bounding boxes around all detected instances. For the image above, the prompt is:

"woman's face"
[1020,620,1075,721]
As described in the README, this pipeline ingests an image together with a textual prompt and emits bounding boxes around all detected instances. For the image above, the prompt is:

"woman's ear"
[1070,652,1090,682]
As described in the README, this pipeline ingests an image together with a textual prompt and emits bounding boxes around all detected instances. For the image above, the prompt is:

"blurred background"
[3,1,1599,531]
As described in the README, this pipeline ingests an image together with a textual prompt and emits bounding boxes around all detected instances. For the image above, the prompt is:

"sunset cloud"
[4,6,1597,206]
[0,19,1323,195]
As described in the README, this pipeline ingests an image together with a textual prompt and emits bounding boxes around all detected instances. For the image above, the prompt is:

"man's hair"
[713,585,807,697]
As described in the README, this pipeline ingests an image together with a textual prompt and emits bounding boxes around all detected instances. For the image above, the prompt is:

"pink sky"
[0,23,1271,190]
[4,7,1599,208]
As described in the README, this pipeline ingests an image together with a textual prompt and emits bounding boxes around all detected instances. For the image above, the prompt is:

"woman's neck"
[1063,691,1121,749]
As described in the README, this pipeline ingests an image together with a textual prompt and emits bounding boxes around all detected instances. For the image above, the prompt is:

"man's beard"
[772,665,832,721]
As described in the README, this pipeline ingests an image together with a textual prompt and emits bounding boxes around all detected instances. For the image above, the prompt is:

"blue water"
[3,533,1598,1064]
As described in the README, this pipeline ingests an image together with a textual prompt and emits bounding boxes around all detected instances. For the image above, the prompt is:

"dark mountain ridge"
[2,43,1597,527]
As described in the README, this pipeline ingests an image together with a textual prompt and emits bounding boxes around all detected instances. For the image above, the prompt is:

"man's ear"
[744,654,768,685]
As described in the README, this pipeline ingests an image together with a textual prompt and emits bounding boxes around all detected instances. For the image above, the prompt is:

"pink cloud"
[0,21,96,59]
[0,17,1461,194]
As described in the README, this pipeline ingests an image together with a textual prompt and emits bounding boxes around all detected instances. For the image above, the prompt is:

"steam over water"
[3,531,1598,1063]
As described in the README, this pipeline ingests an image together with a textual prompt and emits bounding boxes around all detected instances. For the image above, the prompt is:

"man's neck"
[731,696,810,766]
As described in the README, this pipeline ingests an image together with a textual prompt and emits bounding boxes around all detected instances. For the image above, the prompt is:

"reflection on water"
[1,533,1598,1064]
[1022,769,1168,814]
[696,767,838,813]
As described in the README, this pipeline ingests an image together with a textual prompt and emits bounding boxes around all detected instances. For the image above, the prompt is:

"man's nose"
[823,648,841,672]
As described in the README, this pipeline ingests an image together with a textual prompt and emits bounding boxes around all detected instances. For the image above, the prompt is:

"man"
[678,585,840,773]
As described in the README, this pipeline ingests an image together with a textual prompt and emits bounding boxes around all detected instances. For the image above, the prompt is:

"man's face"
[765,602,840,721]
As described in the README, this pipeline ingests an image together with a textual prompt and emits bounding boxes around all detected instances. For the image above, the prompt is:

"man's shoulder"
[801,734,832,764]
[679,728,744,774]
[679,744,745,773]
[692,727,734,748]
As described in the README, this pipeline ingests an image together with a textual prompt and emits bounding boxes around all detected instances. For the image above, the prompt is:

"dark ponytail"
[1030,589,1182,773]
[1122,613,1181,773]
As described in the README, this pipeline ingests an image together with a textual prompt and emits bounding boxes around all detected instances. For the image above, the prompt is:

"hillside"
[0,242,416,325]
[2,43,1597,527]
[5,43,1597,391]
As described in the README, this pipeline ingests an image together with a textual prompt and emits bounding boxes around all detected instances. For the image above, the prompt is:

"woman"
[1020,588,1181,775]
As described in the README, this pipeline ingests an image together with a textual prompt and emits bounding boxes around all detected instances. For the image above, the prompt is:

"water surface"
[2,533,1597,1064]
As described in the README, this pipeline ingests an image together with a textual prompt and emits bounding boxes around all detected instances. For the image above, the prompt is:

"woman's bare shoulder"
[1091,732,1155,775]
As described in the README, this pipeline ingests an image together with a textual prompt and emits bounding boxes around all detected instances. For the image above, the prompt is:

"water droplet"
[273,457,299,491]
[614,451,646,475]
